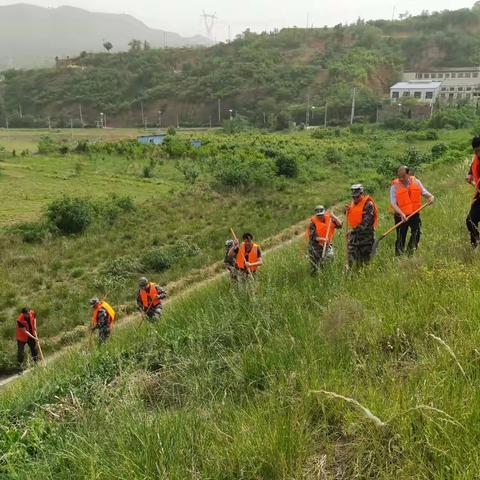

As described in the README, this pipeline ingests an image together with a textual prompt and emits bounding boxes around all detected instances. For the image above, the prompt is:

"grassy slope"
[1,159,479,478]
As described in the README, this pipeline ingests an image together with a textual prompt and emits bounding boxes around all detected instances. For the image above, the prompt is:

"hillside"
[1,156,479,478]
[2,7,480,128]
[0,3,208,70]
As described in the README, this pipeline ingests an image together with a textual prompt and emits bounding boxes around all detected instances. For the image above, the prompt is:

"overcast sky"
[0,0,474,40]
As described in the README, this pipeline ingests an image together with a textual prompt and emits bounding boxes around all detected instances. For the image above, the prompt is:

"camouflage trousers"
[144,305,163,322]
[308,242,334,274]
[347,228,375,268]
[96,319,111,343]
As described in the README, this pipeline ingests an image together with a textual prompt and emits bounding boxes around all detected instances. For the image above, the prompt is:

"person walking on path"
[345,184,378,269]
[306,205,342,274]
[390,166,434,256]
[90,298,115,343]
[136,277,166,321]
[227,232,263,281]
[16,307,39,368]
[466,136,480,247]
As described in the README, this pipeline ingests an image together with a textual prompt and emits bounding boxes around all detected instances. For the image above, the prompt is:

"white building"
[399,67,480,103]
[390,81,442,104]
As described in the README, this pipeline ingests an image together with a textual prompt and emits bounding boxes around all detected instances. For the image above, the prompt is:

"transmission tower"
[201,10,218,42]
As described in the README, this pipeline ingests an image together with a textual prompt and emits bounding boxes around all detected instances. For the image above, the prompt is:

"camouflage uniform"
[348,201,375,267]
[93,308,111,343]
[136,285,166,321]
[224,241,237,280]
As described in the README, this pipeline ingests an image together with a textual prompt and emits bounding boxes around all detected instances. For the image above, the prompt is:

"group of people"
[15,136,480,368]
[225,164,435,278]
[305,163,436,271]
[16,277,167,368]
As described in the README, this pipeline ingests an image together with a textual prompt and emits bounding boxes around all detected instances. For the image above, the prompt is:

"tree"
[128,39,142,52]
[103,41,113,52]
[143,40,151,50]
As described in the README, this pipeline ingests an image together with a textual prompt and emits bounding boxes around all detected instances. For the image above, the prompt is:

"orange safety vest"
[307,213,336,245]
[92,301,116,327]
[391,176,422,215]
[139,283,161,309]
[16,310,37,342]
[347,195,378,229]
[236,242,261,272]
[472,153,480,191]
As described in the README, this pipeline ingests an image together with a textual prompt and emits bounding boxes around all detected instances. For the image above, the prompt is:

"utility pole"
[18,104,23,118]
[104,112,107,128]
[324,100,328,128]
[176,111,179,128]
[228,25,231,42]
[350,87,357,125]
[217,98,221,123]
[140,101,145,127]
[306,94,310,127]
[209,116,212,128]
[158,110,162,129]
[48,116,52,129]
[164,31,167,48]
[79,104,84,127]
[144,117,148,130]
[5,116,8,129]
[70,118,73,139]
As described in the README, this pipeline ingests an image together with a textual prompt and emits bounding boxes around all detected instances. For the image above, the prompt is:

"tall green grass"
[1,160,480,478]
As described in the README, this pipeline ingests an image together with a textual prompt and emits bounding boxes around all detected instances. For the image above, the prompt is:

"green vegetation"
[3,7,480,128]
[0,126,470,372]
[1,157,479,478]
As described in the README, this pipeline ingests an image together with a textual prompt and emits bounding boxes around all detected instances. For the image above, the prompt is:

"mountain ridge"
[0,3,209,69]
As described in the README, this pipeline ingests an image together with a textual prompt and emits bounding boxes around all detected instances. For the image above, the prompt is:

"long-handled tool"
[344,209,350,272]
[35,336,45,365]
[322,213,333,259]
[230,228,252,275]
[372,203,430,255]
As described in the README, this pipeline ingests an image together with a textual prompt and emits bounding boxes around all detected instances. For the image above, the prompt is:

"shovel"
[372,203,430,255]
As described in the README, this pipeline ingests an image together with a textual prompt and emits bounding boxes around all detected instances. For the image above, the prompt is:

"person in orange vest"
[90,297,115,343]
[307,205,342,274]
[466,136,480,247]
[390,165,434,255]
[227,232,263,280]
[16,307,39,367]
[136,277,166,321]
[345,184,378,268]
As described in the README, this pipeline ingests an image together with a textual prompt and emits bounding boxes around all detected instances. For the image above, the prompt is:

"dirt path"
[0,216,313,390]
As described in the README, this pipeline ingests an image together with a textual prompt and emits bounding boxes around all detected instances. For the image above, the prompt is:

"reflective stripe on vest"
[308,213,336,244]
[139,283,161,309]
[236,242,260,272]
[392,176,422,215]
[16,310,37,342]
[92,301,116,327]
[347,195,378,229]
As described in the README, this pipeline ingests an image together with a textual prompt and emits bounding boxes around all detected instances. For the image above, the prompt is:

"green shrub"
[16,221,50,243]
[324,147,342,164]
[102,255,142,277]
[46,196,94,235]
[141,248,174,272]
[275,154,298,178]
[163,136,191,158]
[142,165,154,178]
[211,156,276,189]
[431,143,448,159]
[176,161,200,184]
[167,127,176,136]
